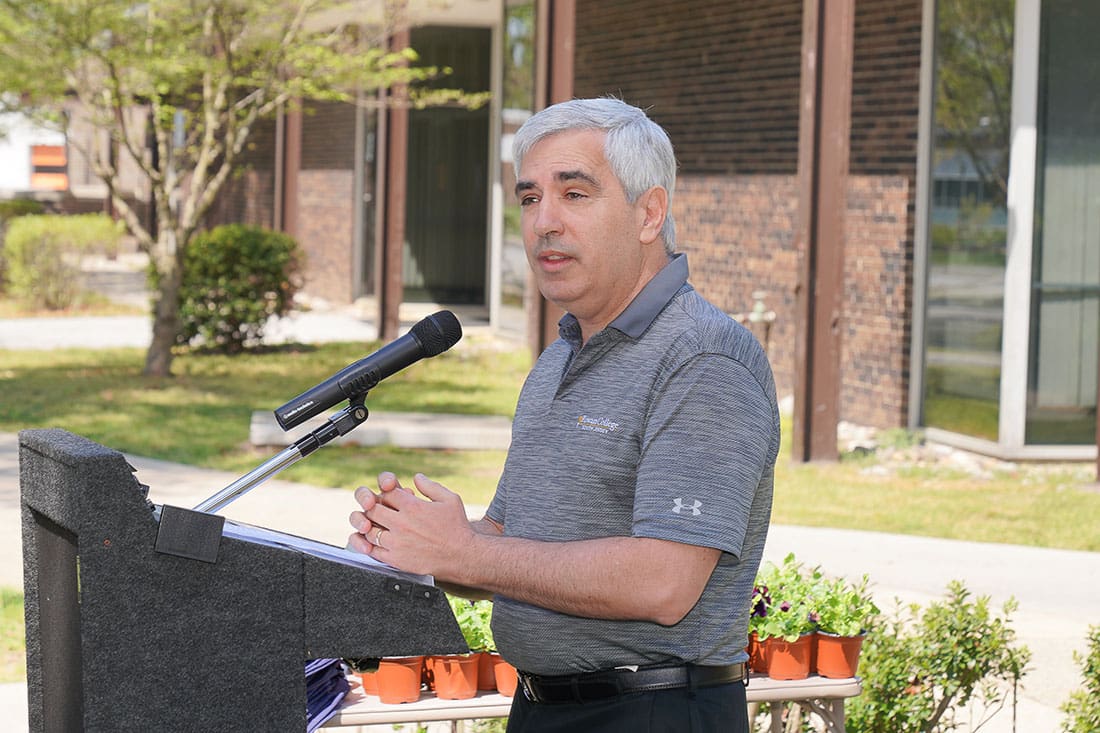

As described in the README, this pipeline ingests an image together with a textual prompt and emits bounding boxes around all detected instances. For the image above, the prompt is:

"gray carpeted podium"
[19,428,467,732]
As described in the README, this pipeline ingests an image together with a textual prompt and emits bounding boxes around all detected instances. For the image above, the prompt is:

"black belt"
[517,662,747,704]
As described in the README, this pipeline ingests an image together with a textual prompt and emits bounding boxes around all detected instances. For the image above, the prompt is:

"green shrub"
[2,213,124,309]
[177,224,303,353]
[0,198,45,225]
[847,580,1031,733]
[0,199,46,292]
[1061,625,1100,733]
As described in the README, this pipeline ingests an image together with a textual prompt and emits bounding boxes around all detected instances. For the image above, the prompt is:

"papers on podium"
[220,517,434,587]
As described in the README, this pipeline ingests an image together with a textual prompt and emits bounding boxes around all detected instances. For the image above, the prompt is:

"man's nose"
[532,199,563,238]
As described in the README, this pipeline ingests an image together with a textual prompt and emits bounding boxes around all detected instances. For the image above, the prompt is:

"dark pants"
[505,681,749,733]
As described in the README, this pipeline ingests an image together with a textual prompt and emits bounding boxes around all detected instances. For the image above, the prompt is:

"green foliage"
[0,198,45,222]
[176,224,302,353]
[751,554,881,641]
[0,587,25,683]
[2,214,124,309]
[751,553,821,642]
[815,574,880,638]
[0,197,45,292]
[447,594,495,652]
[847,580,1030,733]
[1061,625,1100,733]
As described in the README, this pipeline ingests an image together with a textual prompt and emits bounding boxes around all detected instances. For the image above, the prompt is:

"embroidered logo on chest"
[575,414,620,434]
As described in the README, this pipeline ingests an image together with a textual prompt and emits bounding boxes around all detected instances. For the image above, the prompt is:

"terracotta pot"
[375,656,424,704]
[477,651,499,691]
[747,631,769,673]
[493,656,518,697]
[429,654,480,700]
[358,669,378,696]
[764,634,814,680]
[815,632,865,678]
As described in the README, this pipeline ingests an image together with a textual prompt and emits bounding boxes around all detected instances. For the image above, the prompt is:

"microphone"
[274,310,463,430]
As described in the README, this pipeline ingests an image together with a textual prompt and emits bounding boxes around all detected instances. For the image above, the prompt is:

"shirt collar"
[558,253,691,343]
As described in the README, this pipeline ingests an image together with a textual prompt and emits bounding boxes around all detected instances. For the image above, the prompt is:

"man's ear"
[637,186,669,245]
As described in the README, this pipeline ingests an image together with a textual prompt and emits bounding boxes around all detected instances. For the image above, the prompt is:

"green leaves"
[750,553,880,642]
[447,595,495,653]
[175,224,302,352]
[846,580,1031,733]
[1061,625,1100,733]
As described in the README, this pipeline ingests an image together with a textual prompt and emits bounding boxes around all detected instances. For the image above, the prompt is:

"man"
[348,97,780,732]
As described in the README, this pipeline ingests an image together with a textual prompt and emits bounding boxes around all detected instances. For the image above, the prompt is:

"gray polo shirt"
[486,253,780,675]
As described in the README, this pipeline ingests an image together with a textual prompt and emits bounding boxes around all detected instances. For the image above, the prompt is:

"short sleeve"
[631,353,778,558]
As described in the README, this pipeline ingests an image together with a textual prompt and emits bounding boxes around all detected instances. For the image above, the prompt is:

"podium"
[19,429,467,732]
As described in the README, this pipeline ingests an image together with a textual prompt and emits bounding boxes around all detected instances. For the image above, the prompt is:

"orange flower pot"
[492,656,518,697]
[429,654,480,700]
[747,631,769,673]
[358,669,378,696]
[477,651,498,691]
[815,632,865,678]
[764,634,813,680]
[375,656,424,704]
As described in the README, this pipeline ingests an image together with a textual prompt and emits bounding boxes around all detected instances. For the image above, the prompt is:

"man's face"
[515,128,665,340]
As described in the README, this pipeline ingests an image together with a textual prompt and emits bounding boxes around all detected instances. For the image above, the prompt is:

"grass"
[0,338,528,498]
[3,337,1100,683]
[0,291,143,318]
[0,589,24,684]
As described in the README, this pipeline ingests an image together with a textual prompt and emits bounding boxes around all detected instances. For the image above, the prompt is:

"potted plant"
[813,574,880,678]
[753,553,821,680]
[747,584,771,673]
[446,595,518,697]
[428,595,484,700]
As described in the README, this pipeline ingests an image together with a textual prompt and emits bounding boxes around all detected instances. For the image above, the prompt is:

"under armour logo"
[672,498,702,516]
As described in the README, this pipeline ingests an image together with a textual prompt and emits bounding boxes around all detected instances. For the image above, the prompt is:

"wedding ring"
[374,527,386,550]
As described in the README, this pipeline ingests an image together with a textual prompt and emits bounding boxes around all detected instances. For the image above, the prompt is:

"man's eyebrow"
[514,170,602,198]
[557,170,600,189]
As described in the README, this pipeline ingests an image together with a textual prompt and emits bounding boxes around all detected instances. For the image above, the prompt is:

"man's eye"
[519,195,539,206]
[565,191,586,200]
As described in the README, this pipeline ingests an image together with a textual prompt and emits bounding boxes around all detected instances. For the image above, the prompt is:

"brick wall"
[843,176,912,427]
[574,0,922,429]
[297,169,355,303]
[675,175,800,398]
[291,102,358,304]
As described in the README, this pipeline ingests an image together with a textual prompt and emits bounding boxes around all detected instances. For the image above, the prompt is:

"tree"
[0,0,476,376]
[935,0,1014,199]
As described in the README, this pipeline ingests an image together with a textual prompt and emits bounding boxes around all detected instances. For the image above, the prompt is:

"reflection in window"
[1025,0,1100,444]
[922,0,1013,440]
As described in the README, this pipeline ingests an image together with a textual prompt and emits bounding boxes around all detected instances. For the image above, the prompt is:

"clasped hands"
[348,471,474,578]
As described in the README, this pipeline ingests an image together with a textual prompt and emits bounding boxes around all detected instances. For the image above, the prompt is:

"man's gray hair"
[512,97,677,253]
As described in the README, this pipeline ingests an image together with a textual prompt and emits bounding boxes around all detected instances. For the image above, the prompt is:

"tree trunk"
[143,231,183,377]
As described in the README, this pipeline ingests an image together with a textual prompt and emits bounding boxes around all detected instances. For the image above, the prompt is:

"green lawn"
[4,339,1099,549]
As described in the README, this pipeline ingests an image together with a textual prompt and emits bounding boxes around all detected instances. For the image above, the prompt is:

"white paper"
[219,516,434,586]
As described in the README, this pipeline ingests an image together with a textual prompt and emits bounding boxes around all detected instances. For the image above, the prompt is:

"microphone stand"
[193,395,370,514]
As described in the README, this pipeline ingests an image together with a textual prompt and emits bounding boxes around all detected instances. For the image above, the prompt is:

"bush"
[2,213,124,309]
[0,198,46,293]
[177,224,303,353]
[847,580,1031,733]
[1061,625,1100,733]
